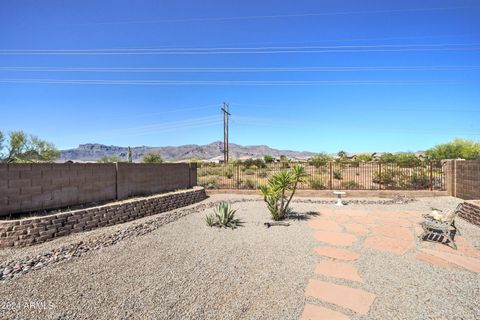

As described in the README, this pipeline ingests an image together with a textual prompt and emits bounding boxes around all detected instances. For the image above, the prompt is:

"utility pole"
[221,102,231,164]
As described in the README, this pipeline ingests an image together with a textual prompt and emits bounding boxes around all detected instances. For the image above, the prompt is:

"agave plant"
[205,202,239,229]
[260,165,307,221]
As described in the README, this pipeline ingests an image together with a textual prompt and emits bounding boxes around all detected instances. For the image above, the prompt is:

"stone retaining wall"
[459,201,480,227]
[0,187,206,248]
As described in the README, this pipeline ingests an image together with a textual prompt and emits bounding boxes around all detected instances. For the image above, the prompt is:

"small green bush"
[243,158,266,169]
[309,153,332,168]
[258,170,268,178]
[333,169,343,180]
[310,178,326,190]
[245,169,255,175]
[200,177,219,189]
[223,167,234,178]
[372,170,397,189]
[242,179,256,189]
[342,180,360,190]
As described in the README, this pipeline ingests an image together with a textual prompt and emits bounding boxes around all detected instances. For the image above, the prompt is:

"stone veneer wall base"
[459,201,480,227]
[0,187,206,248]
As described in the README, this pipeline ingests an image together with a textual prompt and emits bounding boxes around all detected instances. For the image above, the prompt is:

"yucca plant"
[260,165,307,221]
[205,202,239,229]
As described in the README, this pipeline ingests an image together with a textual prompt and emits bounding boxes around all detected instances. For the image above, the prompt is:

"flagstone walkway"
[301,207,480,319]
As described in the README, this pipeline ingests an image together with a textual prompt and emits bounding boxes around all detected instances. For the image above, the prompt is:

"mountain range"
[59,141,317,162]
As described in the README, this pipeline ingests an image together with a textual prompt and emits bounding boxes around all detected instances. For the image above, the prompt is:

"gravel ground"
[1,194,479,319]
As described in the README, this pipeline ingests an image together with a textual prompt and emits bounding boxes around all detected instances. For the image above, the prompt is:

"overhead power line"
[73,5,478,25]
[0,79,478,86]
[1,66,480,73]
[1,43,480,55]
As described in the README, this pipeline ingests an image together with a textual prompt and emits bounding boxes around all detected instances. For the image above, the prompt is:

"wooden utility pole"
[221,102,231,164]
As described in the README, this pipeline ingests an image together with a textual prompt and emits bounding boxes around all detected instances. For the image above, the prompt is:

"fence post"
[429,161,433,191]
[329,162,333,190]
[378,162,382,190]
[115,162,119,200]
[236,164,240,189]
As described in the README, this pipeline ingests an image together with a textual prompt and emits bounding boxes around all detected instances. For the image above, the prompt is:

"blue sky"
[0,0,479,153]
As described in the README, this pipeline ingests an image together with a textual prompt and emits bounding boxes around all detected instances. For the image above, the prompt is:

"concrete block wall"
[0,187,206,248]
[0,163,198,216]
[116,163,195,199]
[0,164,117,216]
[454,160,480,200]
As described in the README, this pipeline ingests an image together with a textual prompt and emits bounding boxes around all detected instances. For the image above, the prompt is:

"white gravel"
[0,194,479,320]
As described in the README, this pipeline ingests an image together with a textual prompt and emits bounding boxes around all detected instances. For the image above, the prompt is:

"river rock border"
[0,187,207,248]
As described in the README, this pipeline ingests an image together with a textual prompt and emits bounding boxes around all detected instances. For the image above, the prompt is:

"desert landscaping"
[1,194,479,319]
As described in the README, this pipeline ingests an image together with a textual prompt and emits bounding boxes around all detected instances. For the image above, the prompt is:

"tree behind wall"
[142,152,163,163]
[0,130,59,163]
[426,138,480,160]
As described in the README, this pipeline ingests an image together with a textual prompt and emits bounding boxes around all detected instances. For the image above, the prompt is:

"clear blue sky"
[1,0,479,153]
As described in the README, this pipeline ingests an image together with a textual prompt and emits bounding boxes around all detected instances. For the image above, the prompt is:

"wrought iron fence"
[197,161,446,191]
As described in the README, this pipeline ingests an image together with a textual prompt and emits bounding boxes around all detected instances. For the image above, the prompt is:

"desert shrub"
[205,202,239,229]
[243,158,266,169]
[260,165,307,221]
[356,153,373,162]
[198,169,208,177]
[309,153,332,168]
[410,172,430,189]
[310,178,326,190]
[200,177,219,189]
[349,159,360,167]
[342,180,360,190]
[223,167,234,178]
[333,169,343,180]
[372,170,397,189]
[263,155,274,163]
[141,152,163,163]
[242,179,256,189]
[395,153,422,168]
[206,166,223,176]
[258,170,268,178]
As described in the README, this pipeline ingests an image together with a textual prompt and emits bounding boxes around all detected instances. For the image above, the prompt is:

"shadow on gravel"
[288,211,320,221]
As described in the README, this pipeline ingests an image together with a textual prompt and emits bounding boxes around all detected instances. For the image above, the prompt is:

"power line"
[1,43,480,55]
[2,66,480,72]
[0,79,478,86]
[71,5,479,25]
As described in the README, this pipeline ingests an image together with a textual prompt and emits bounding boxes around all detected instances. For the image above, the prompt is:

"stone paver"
[413,251,463,270]
[301,304,350,320]
[344,223,369,235]
[351,216,377,225]
[308,219,343,232]
[315,246,360,261]
[336,215,350,223]
[314,231,357,247]
[420,249,480,273]
[315,260,363,283]
[371,224,413,241]
[305,279,376,315]
[379,217,412,228]
[364,236,415,255]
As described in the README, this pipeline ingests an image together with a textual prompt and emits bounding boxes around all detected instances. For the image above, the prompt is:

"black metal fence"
[197,161,446,191]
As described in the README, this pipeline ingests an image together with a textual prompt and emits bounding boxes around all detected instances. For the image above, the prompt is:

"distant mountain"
[59,141,317,162]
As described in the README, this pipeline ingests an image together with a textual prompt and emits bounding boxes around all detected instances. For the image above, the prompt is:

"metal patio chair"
[420,203,463,249]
